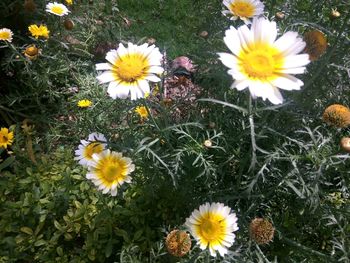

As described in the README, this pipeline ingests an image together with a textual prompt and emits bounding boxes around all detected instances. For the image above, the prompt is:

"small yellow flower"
[303,30,327,61]
[24,45,40,60]
[0,28,13,42]
[77,99,92,108]
[0,127,14,149]
[28,24,50,39]
[65,0,73,5]
[135,106,149,119]
[323,104,350,128]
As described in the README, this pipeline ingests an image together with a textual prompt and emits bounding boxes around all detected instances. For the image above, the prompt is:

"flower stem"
[248,95,257,172]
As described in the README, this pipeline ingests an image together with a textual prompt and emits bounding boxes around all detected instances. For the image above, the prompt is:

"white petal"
[96,63,113,71]
[97,72,116,83]
[218,53,237,69]
[145,75,161,82]
[224,27,241,56]
[271,74,303,90]
[105,50,118,65]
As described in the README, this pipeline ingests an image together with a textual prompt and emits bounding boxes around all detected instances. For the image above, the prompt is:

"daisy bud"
[165,230,192,257]
[203,139,212,148]
[330,9,341,19]
[249,218,275,245]
[340,137,350,152]
[200,31,208,38]
[24,0,36,12]
[275,12,285,20]
[64,19,74,30]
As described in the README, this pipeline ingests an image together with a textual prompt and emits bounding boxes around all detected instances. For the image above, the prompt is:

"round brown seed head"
[165,230,191,257]
[250,218,275,245]
[64,19,75,30]
[303,30,327,61]
[322,104,350,128]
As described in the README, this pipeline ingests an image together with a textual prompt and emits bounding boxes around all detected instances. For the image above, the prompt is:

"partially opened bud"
[24,45,40,60]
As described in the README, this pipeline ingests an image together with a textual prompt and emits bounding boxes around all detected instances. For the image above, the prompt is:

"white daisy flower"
[86,150,135,196]
[0,28,13,42]
[185,202,239,257]
[74,132,107,166]
[95,42,164,100]
[222,0,264,23]
[218,17,310,105]
[46,2,70,16]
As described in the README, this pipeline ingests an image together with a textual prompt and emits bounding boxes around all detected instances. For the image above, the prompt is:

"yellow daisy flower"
[86,150,135,196]
[218,17,310,105]
[0,28,13,43]
[185,202,239,257]
[222,0,264,23]
[0,127,14,149]
[74,132,107,166]
[77,99,93,108]
[46,2,70,16]
[96,42,164,100]
[28,24,50,39]
[135,106,149,119]
[65,0,73,5]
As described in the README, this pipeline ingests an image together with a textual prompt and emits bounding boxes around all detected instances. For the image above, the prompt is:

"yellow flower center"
[113,53,149,82]
[51,5,64,15]
[229,1,255,18]
[97,155,128,184]
[197,213,226,242]
[83,142,104,160]
[239,43,284,80]
[0,31,11,40]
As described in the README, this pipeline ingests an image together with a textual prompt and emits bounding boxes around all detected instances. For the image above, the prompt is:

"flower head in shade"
[322,104,350,128]
[86,150,135,196]
[0,127,14,149]
[77,99,92,108]
[65,0,73,5]
[185,202,239,257]
[249,218,275,244]
[24,45,40,60]
[95,42,164,100]
[218,17,310,105]
[303,30,327,61]
[46,2,70,16]
[222,0,264,23]
[0,28,13,42]
[135,106,149,119]
[28,24,50,39]
[74,132,107,166]
[165,230,192,257]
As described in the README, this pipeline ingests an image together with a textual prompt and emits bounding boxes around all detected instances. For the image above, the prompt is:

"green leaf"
[34,239,46,247]
[0,156,15,171]
[20,227,33,235]
[105,240,113,258]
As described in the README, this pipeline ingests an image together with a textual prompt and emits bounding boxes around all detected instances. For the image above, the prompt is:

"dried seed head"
[323,104,350,128]
[340,137,350,152]
[165,230,191,257]
[249,218,275,245]
[64,19,75,30]
[303,30,327,61]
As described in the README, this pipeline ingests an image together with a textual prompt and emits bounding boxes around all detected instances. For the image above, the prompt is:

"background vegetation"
[0,0,349,262]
